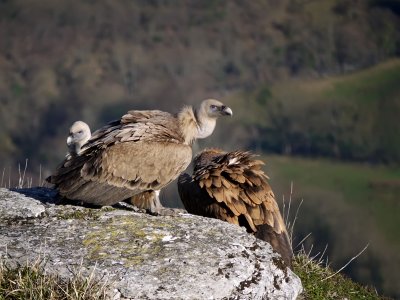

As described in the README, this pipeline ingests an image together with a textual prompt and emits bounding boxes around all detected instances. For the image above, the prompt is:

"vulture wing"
[178,149,293,267]
[178,174,240,225]
[48,110,192,206]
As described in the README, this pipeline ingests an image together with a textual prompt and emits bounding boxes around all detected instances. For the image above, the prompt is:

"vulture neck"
[177,106,216,145]
[195,109,216,139]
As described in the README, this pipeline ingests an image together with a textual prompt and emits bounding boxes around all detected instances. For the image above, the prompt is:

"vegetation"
[264,155,400,298]
[227,60,400,164]
[0,253,391,299]
[1,0,400,174]
[1,0,399,298]
[293,252,391,300]
[0,258,107,300]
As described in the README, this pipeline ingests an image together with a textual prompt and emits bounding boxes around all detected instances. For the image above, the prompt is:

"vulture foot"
[147,207,183,217]
[113,201,147,213]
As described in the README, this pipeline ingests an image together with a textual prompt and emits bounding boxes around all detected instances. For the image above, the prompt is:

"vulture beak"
[66,135,73,146]
[220,105,233,116]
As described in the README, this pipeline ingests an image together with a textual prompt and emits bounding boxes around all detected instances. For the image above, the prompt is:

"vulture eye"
[210,105,218,111]
[78,130,83,134]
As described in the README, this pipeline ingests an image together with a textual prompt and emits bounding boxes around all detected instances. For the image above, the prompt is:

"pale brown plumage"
[67,121,91,156]
[178,149,293,267]
[47,99,232,213]
[128,190,160,213]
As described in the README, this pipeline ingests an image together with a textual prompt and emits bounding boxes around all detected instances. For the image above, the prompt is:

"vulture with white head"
[67,121,91,156]
[47,99,232,213]
[65,120,157,211]
[178,149,293,267]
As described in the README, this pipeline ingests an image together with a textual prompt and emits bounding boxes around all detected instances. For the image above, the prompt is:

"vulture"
[178,149,293,267]
[66,121,91,156]
[47,99,232,214]
[65,121,159,212]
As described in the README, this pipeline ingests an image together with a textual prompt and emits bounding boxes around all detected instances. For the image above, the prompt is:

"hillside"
[225,59,400,163]
[1,0,400,174]
[1,0,400,298]
[264,155,400,298]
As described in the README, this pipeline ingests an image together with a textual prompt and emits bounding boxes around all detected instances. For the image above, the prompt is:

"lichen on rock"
[0,187,302,299]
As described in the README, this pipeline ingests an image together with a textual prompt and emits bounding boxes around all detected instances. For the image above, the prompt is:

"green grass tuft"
[293,252,391,300]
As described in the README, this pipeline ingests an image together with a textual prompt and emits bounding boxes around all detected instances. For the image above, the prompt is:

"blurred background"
[0,0,399,297]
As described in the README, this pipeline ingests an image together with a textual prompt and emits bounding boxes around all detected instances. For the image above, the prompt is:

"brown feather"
[178,149,293,268]
[48,100,232,212]
[127,191,160,212]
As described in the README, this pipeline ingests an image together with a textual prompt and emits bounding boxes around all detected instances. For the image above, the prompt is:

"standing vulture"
[178,149,293,267]
[65,120,159,212]
[66,121,91,156]
[47,99,232,214]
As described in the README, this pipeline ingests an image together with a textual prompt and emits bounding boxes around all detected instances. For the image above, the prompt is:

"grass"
[323,60,400,105]
[227,59,400,164]
[263,155,400,298]
[1,155,398,298]
[1,160,39,189]
[0,258,108,300]
[0,252,389,300]
[281,174,392,299]
[271,59,400,104]
[265,155,400,245]
[293,251,391,300]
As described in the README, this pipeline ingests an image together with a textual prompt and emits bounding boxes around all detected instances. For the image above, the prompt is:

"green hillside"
[1,0,400,298]
[1,0,400,171]
[262,155,400,298]
[226,59,400,163]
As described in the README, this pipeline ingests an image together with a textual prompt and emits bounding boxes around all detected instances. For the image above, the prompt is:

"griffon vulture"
[67,121,91,156]
[178,149,293,267]
[47,99,232,214]
[65,121,159,212]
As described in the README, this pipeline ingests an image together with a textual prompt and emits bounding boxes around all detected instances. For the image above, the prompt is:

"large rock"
[0,187,302,299]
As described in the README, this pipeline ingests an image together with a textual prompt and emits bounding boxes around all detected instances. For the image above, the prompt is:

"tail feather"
[255,224,293,268]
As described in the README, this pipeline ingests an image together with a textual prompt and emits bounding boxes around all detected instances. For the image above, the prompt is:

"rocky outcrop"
[0,187,302,299]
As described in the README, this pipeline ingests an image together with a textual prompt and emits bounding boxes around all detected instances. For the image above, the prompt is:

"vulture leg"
[149,191,181,216]
[146,190,166,215]
[126,190,178,216]
[126,190,159,213]
[48,99,232,216]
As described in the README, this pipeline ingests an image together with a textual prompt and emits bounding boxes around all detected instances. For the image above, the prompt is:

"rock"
[0,187,302,299]
[0,188,47,221]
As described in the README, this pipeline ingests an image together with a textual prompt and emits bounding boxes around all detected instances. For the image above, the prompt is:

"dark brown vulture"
[66,121,91,156]
[47,99,232,214]
[178,149,293,267]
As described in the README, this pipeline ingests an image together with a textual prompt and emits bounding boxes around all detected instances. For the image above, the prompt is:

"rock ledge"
[0,188,302,299]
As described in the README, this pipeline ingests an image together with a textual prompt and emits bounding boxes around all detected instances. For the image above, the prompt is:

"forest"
[0,0,399,297]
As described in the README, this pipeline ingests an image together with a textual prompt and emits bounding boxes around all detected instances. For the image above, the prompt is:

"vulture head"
[67,121,91,156]
[48,100,232,215]
[194,99,232,139]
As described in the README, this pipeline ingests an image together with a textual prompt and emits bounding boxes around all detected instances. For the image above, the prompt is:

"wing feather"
[48,110,191,206]
[178,149,293,267]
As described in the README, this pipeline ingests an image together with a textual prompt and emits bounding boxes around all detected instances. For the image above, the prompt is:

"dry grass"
[0,168,392,299]
[293,249,391,300]
[0,257,109,300]
[1,160,44,189]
